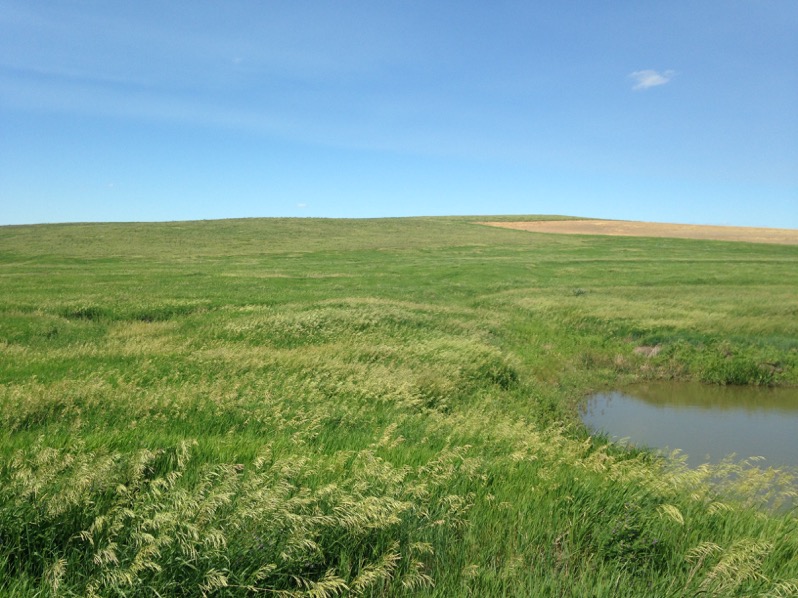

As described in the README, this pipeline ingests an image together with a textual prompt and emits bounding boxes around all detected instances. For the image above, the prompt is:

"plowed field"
[482,219,798,245]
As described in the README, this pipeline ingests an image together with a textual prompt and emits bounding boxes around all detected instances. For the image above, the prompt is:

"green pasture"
[1,217,796,596]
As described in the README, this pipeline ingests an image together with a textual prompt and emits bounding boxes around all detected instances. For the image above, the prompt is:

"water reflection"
[581,382,798,468]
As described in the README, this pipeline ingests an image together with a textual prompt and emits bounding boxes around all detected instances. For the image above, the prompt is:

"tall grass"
[1,217,796,595]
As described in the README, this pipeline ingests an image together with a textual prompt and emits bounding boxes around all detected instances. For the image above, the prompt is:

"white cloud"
[629,69,675,91]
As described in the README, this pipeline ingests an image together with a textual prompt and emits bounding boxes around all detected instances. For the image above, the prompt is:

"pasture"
[1,216,796,596]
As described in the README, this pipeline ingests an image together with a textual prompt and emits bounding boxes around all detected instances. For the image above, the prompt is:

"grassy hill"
[1,216,796,596]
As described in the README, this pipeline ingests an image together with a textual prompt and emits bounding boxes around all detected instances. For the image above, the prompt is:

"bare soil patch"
[481,219,798,245]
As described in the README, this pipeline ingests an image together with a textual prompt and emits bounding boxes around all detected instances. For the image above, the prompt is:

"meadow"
[1,216,797,597]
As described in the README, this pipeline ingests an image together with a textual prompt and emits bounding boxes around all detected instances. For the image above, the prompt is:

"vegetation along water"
[1,216,797,597]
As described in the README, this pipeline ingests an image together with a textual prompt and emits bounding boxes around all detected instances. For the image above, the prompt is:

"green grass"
[1,216,797,596]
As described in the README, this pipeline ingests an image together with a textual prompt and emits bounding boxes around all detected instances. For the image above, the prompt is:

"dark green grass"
[1,217,797,596]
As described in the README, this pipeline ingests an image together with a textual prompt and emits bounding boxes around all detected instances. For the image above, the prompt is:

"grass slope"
[1,216,797,596]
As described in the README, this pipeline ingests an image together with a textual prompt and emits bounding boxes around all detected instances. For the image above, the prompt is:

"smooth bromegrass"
[1,216,796,596]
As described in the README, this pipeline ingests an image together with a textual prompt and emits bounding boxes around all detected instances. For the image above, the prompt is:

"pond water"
[581,382,798,468]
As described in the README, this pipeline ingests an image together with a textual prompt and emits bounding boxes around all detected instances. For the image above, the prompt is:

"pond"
[581,382,798,469]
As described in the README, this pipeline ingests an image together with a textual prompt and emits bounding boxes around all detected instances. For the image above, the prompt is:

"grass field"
[1,216,797,596]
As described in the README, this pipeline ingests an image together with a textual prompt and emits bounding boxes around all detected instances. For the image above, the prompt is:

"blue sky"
[1,1,796,227]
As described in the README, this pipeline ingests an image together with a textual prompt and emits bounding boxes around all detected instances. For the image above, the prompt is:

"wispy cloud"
[629,69,675,91]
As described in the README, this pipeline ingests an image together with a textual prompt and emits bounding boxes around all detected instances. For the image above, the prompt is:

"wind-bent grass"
[1,216,796,596]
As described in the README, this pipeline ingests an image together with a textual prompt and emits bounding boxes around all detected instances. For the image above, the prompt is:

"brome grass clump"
[1,439,481,596]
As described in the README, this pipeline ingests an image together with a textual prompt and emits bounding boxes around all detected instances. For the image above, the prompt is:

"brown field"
[481,219,798,245]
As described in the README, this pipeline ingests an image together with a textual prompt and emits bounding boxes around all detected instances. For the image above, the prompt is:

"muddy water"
[581,382,798,468]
